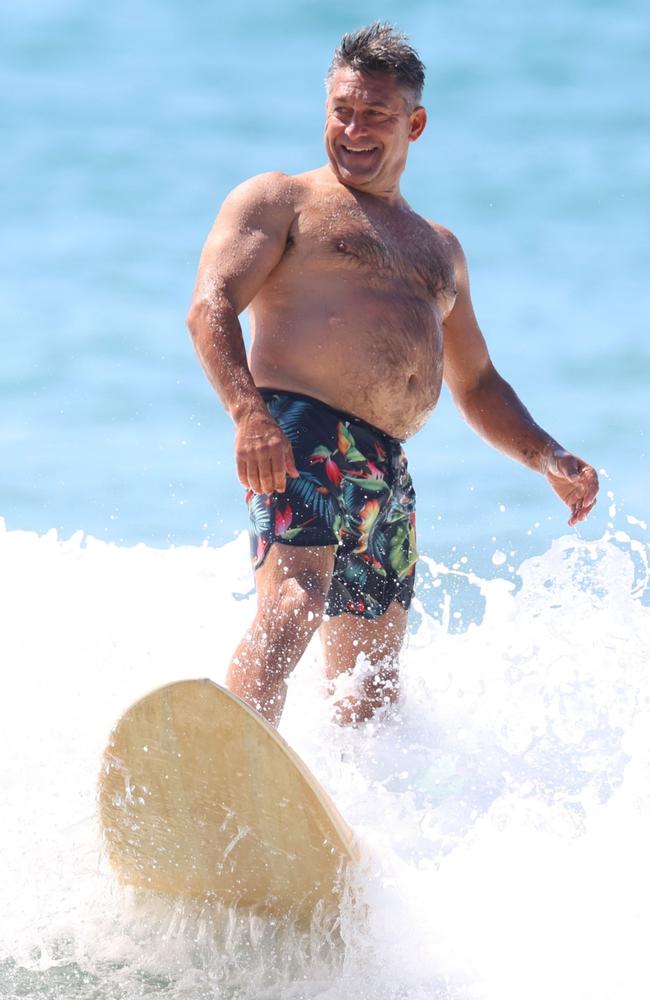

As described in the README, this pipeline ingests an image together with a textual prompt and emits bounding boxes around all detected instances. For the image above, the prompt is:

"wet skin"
[187,67,599,723]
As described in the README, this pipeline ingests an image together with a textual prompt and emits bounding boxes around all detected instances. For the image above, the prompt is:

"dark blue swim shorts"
[244,389,418,620]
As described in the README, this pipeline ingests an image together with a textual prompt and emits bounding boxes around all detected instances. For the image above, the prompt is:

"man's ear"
[409,106,427,142]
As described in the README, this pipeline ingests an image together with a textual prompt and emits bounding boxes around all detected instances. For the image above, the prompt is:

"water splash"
[0,514,648,998]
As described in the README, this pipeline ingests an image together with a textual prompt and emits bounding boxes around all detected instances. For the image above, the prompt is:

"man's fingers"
[269,438,292,493]
[236,456,249,489]
[262,449,285,493]
[268,436,298,493]
[284,440,299,479]
[579,497,597,519]
[235,424,298,494]
[257,455,276,496]
[551,455,599,526]
[243,450,289,495]
[269,453,288,493]
[582,467,599,506]
[568,497,597,526]
[245,460,263,495]
[568,498,583,526]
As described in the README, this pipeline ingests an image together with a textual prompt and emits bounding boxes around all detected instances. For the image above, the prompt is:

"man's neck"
[322,163,404,205]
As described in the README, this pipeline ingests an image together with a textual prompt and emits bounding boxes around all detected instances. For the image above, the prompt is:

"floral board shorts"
[245,389,418,620]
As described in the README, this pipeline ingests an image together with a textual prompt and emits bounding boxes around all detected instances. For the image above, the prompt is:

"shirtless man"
[187,23,599,727]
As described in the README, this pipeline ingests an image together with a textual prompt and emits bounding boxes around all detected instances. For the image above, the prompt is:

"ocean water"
[1,519,649,999]
[2,0,649,997]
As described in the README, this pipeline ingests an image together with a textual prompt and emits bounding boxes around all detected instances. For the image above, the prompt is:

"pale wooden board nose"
[98,679,358,923]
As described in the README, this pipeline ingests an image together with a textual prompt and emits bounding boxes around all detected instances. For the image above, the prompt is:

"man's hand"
[546,449,599,526]
[235,409,299,495]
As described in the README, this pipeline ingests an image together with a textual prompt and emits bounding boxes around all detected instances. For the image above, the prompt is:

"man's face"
[324,67,426,194]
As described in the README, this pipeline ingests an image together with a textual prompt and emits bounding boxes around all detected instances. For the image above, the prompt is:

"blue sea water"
[2,2,650,998]
[3,0,648,562]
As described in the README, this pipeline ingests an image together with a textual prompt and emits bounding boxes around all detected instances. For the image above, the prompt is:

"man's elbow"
[186,297,222,343]
[186,286,237,341]
[186,298,207,340]
[448,361,499,413]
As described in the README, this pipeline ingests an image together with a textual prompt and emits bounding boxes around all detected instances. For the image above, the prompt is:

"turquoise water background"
[3,0,648,567]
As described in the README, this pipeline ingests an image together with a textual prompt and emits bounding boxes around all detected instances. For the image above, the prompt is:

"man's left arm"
[441,232,599,526]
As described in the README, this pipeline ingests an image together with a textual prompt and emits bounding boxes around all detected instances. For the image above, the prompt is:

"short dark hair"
[327,23,425,106]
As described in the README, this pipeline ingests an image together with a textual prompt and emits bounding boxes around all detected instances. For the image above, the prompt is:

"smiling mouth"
[340,144,378,155]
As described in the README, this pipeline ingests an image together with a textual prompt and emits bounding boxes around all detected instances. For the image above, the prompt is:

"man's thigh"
[255,542,337,608]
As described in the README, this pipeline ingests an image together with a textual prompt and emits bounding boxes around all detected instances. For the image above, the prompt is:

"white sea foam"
[1,515,649,999]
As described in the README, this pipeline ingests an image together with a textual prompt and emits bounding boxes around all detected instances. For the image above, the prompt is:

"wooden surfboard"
[98,679,358,924]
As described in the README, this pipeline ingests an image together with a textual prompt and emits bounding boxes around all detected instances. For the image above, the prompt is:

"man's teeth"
[342,146,376,153]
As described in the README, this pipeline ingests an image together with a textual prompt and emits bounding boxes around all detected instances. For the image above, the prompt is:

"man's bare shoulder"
[423,220,470,285]
[221,169,335,226]
[222,171,299,216]
[424,220,464,257]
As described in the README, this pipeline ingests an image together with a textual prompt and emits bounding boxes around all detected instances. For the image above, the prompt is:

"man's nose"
[344,114,368,137]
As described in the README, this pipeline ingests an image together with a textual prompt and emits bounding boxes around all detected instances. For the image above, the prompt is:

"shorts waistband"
[257,387,404,453]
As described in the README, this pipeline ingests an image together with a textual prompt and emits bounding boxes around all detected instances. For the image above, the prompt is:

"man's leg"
[319,601,408,725]
[226,544,336,727]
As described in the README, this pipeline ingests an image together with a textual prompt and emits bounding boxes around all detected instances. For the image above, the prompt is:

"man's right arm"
[186,172,299,495]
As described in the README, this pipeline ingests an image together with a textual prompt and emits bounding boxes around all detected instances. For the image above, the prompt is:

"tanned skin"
[187,67,599,726]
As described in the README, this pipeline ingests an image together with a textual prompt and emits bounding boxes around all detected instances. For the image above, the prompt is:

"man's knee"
[366,660,400,705]
[332,662,401,726]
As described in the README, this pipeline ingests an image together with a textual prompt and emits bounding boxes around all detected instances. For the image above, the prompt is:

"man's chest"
[287,199,456,302]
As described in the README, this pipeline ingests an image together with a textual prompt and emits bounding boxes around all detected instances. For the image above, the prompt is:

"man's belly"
[248,297,443,440]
